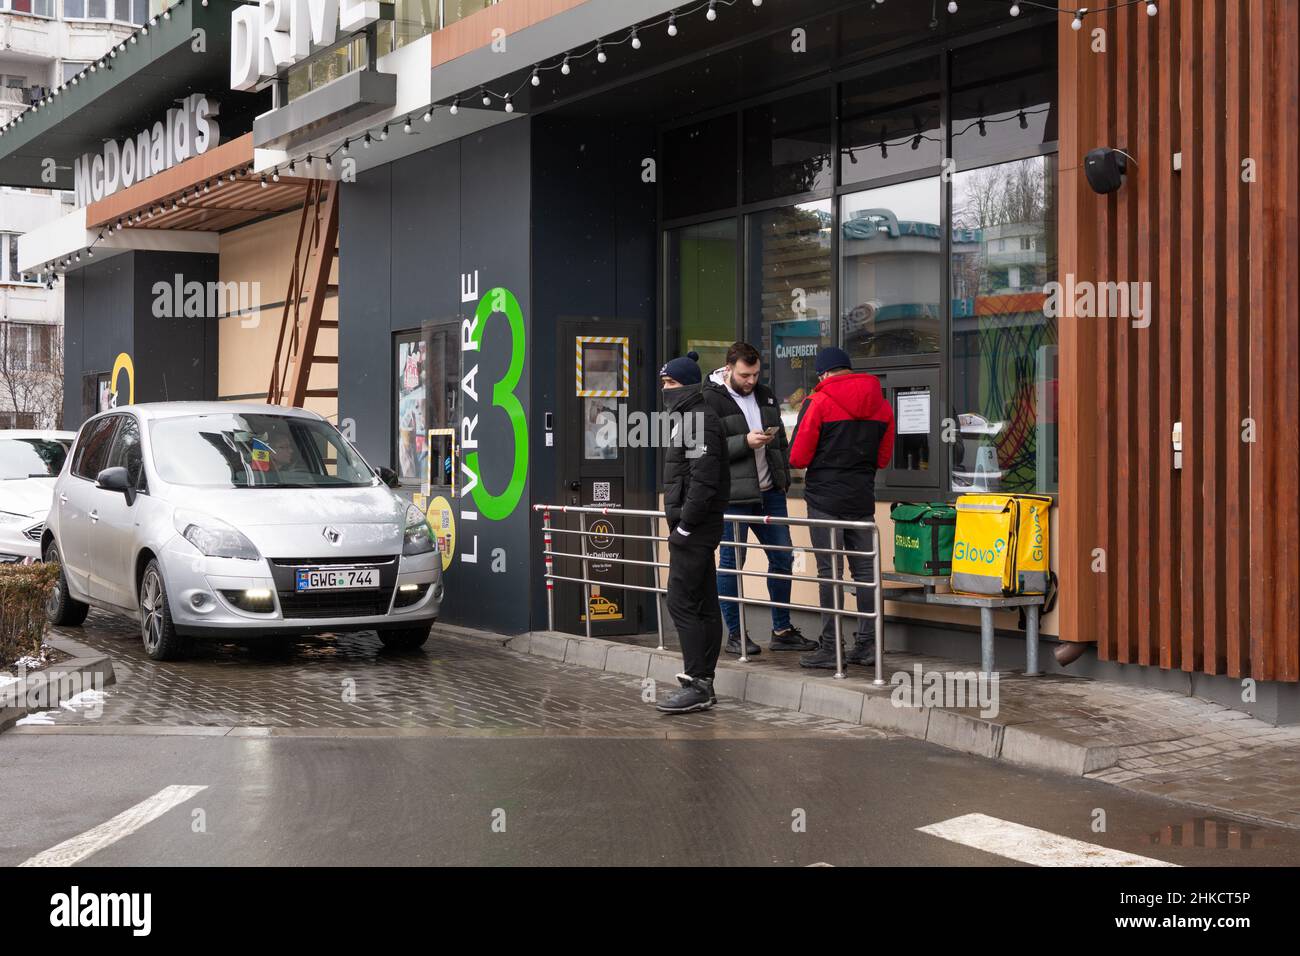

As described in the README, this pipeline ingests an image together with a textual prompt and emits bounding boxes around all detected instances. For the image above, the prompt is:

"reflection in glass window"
[950,24,1057,166]
[840,58,941,185]
[746,201,832,427]
[950,156,1057,494]
[743,90,833,203]
[840,178,942,360]
[665,219,737,376]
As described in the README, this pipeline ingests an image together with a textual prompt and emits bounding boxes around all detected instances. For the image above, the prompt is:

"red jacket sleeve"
[873,380,896,470]
[788,395,823,470]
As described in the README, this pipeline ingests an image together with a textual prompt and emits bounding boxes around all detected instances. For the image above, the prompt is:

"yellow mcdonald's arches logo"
[111,352,135,406]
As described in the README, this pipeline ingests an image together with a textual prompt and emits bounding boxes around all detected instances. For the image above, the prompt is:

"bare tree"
[0,323,64,430]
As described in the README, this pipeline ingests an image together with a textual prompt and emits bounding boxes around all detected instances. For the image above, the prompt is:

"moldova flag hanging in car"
[249,437,273,472]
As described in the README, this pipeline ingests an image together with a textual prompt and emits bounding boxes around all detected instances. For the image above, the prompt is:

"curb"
[0,634,117,735]
[442,625,1120,778]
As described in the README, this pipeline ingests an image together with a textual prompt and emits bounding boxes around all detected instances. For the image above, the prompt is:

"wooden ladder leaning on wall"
[267,178,340,407]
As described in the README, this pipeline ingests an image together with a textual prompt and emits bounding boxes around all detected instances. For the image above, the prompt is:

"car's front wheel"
[43,541,89,627]
[139,559,189,661]
[378,623,432,650]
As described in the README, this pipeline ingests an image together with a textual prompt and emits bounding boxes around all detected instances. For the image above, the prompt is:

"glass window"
[106,415,144,488]
[5,234,17,282]
[840,177,942,360]
[665,219,737,376]
[148,414,377,488]
[395,333,428,482]
[743,90,833,203]
[662,117,737,221]
[0,438,67,480]
[442,0,493,26]
[746,200,832,427]
[950,24,1057,166]
[73,416,119,480]
[840,58,941,186]
[394,0,437,47]
[63,0,84,15]
[87,0,106,18]
[950,155,1057,494]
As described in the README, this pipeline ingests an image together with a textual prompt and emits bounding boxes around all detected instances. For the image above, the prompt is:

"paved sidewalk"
[493,627,1300,830]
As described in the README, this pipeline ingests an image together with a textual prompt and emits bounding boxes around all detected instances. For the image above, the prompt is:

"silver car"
[42,403,442,660]
[0,430,76,564]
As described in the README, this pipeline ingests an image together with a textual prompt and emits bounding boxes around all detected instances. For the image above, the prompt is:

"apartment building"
[0,0,145,426]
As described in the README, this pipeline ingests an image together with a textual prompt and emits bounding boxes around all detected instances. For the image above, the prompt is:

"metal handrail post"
[872,524,884,686]
[653,514,666,650]
[734,520,748,662]
[832,526,845,680]
[579,511,593,641]
[543,508,555,632]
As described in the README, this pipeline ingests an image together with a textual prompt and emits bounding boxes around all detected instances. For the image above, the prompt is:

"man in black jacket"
[702,342,818,657]
[656,351,730,714]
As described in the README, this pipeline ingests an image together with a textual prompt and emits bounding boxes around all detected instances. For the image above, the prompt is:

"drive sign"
[231,0,381,91]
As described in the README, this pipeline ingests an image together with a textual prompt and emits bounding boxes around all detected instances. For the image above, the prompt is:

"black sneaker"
[657,676,715,713]
[769,627,818,652]
[846,640,876,666]
[724,635,761,656]
[799,643,844,670]
[677,672,717,704]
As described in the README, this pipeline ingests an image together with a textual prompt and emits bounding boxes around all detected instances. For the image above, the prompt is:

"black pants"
[808,505,876,645]
[666,523,724,681]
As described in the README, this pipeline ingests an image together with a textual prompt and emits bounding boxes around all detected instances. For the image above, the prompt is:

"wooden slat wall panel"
[1058,0,1300,682]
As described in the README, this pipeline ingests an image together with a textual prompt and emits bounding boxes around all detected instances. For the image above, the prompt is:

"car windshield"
[149,414,377,489]
[0,438,68,479]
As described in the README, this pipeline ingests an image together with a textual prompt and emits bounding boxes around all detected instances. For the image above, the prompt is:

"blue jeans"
[717,489,793,637]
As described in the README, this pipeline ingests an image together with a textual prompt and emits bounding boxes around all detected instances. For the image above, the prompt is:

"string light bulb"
[423,108,433,122]
[449,98,459,115]
[1010,2,1020,14]
[504,93,514,112]
[1146,2,1157,14]
[706,1,717,21]
[596,42,606,64]
[630,28,641,49]
[667,14,678,36]
[403,117,412,133]
[1072,9,1085,31]
[947,2,958,12]
[531,67,540,86]
[561,55,571,75]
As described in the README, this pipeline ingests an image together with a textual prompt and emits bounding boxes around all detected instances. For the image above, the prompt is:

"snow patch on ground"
[60,689,106,712]
[16,710,56,726]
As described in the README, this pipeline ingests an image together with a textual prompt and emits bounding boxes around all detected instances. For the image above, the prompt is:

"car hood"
[169,486,409,557]
[0,478,56,519]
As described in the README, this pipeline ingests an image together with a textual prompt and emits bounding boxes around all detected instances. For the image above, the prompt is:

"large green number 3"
[465,287,528,521]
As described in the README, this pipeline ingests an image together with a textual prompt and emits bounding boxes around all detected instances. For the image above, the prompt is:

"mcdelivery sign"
[230,0,382,91]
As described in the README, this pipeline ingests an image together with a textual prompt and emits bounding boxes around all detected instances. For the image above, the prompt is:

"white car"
[42,403,442,660]
[0,430,76,564]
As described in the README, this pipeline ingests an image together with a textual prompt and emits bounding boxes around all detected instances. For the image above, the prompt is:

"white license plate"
[295,568,378,592]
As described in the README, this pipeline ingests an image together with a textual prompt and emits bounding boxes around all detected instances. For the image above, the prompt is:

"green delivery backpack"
[890,502,958,577]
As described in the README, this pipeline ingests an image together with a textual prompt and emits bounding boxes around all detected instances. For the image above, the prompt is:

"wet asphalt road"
[3,618,1300,867]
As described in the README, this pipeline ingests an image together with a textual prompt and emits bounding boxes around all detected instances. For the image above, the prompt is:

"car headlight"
[173,509,261,560]
[0,511,29,525]
[402,503,433,556]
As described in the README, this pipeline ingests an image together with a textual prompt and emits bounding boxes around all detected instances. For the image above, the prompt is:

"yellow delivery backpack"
[951,494,1052,597]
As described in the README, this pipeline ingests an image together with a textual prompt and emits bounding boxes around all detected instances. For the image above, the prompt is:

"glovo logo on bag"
[954,537,1006,565]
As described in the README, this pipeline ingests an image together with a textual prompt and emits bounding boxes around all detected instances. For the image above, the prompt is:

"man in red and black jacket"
[788,347,895,669]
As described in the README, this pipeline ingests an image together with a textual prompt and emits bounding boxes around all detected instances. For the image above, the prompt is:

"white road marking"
[19,785,207,867]
[917,813,1180,867]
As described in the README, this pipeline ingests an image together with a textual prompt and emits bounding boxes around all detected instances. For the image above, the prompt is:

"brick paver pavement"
[34,613,884,739]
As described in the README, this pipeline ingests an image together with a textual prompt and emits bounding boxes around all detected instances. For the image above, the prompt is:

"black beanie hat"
[659,350,702,386]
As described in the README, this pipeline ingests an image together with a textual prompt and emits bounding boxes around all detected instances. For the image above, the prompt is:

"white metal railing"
[534,504,884,684]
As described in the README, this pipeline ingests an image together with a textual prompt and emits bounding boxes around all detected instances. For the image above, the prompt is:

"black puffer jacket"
[661,385,729,537]
[701,376,790,505]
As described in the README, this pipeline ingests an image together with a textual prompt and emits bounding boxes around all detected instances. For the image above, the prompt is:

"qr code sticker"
[592,481,611,503]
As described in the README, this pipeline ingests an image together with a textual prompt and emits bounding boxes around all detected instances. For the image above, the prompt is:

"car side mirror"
[96,466,136,505]
[377,466,400,489]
